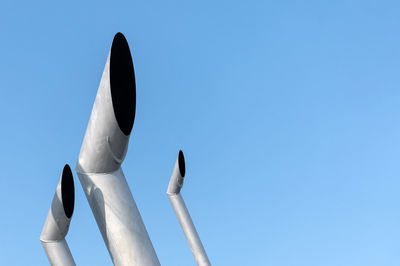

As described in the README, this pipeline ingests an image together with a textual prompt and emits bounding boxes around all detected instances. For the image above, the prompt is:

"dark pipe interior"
[61,164,75,219]
[178,150,185,177]
[110,32,136,136]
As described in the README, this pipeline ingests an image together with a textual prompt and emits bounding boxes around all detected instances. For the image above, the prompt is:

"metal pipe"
[167,150,211,266]
[40,164,76,266]
[76,32,160,266]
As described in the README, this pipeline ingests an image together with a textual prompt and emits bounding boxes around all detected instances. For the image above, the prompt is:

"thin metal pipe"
[76,32,160,266]
[40,164,76,266]
[167,150,211,266]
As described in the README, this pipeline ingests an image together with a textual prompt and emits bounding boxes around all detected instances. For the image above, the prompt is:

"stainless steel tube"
[167,151,211,266]
[76,32,160,266]
[40,164,76,266]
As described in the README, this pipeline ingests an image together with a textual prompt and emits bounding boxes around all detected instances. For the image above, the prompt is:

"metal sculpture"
[40,32,209,266]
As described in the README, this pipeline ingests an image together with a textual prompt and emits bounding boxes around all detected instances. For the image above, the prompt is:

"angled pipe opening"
[178,150,185,178]
[167,150,186,195]
[110,32,136,136]
[61,164,75,219]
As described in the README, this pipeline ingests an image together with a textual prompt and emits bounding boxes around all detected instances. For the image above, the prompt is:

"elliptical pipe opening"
[61,165,74,219]
[110,32,136,136]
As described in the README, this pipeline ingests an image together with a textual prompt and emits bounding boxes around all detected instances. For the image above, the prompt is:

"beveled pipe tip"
[167,150,186,195]
[41,164,75,242]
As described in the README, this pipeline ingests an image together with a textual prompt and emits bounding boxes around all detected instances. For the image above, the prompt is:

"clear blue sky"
[0,0,399,265]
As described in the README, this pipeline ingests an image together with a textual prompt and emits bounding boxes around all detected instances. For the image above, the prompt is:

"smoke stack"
[76,32,160,266]
[40,164,76,266]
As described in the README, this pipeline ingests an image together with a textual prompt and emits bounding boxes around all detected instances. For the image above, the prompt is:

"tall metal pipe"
[76,32,160,266]
[40,164,76,266]
[167,150,211,266]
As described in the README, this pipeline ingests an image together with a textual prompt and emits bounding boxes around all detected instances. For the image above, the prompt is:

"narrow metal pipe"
[40,164,76,266]
[76,32,160,266]
[167,151,211,266]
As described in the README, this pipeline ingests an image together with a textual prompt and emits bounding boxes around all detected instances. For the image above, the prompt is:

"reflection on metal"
[40,164,76,266]
[167,150,211,266]
[76,33,160,266]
